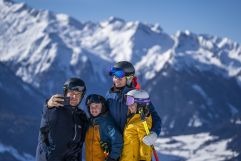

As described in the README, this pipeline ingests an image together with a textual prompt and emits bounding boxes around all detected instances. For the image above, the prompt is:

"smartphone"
[56,96,70,106]
[63,97,70,106]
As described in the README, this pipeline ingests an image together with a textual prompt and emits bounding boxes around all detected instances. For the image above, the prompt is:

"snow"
[70,47,82,65]
[150,23,162,33]
[56,13,69,24]
[155,133,238,161]
[0,143,34,161]
[1,0,241,93]
[227,103,239,115]
[169,120,175,129]
[231,118,241,125]
[192,84,213,106]
[235,119,241,125]
[188,113,202,127]
[0,1,241,160]
[135,46,172,80]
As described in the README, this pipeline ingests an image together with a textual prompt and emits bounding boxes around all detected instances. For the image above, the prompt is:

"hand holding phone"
[55,96,70,106]
[63,97,70,106]
[47,94,65,108]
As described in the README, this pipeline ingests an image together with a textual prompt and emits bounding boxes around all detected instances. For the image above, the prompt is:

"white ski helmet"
[125,89,150,106]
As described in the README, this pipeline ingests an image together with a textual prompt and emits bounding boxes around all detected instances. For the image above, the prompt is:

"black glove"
[100,140,110,159]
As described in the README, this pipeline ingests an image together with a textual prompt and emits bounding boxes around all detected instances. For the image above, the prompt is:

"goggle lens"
[69,86,85,92]
[109,67,125,78]
[126,96,135,106]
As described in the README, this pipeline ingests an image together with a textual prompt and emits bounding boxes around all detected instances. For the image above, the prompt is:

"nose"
[72,94,76,99]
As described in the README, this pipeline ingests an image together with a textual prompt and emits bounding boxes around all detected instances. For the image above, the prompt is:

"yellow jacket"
[120,114,152,161]
[85,124,105,161]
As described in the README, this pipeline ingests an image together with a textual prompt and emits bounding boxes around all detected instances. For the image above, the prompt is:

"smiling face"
[66,90,83,106]
[113,75,127,88]
[89,103,102,117]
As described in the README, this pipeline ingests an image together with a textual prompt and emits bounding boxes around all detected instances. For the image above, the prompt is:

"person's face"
[89,103,102,117]
[66,90,82,106]
[128,103,137,113]
[113,75,127,88]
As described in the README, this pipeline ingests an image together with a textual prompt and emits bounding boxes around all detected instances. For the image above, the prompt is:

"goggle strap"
[126,96,150,105]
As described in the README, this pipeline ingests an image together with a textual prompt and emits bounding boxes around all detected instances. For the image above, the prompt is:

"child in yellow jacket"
[120,89,154,161]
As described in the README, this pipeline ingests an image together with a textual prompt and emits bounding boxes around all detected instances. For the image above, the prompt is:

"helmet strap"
[126,79,132,86]
[126,75,134,86]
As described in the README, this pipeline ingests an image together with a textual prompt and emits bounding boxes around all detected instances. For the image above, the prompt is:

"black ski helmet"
[63,78,86,100]
[113,61,135,76]
[85,94,108,116]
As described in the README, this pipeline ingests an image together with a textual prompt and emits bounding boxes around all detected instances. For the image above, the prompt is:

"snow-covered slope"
[137,30,241,82]
[1,0,241,96]
[0,0,175,96]
[155,132,239,161]
[1,1,241,93]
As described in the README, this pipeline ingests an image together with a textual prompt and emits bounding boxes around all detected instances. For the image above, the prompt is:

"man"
[106,61,162,147]
[36,78,88,161]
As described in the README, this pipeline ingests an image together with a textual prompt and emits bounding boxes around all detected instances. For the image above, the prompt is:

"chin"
[70,102,79,106]
[116,85,124,88]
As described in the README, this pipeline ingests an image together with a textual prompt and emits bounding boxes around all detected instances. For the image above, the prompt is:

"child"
[120,89,154,161]
[85,94,123,161]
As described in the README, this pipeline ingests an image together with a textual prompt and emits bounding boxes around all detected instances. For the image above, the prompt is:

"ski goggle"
[126,95,150,106]
[69,85,85,92]
[126,96,135,106]
[109,67,125,78]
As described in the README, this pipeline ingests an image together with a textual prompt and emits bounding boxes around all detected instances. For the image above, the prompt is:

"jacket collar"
[109,85,132,94]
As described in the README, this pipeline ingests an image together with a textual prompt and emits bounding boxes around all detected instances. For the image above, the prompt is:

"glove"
[142,131,157,146]
[100,141,109,158]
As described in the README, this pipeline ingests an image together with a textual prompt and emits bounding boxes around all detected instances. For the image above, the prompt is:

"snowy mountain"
[0,0,176,96]
[1,0,241,160]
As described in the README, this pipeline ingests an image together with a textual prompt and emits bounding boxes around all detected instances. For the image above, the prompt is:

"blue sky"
[14,0,241,43]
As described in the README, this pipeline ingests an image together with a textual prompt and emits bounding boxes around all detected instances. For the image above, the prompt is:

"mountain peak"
[0,0,25,10]
[0,0,14,4]
[107,16,125,24]
[150,23,163,33]
[174,30,200,52]
[129,21,164,36]
[175,30,194,38]
[1,0,241,95]
[100,16,126,28]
